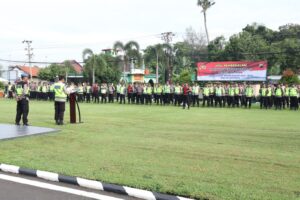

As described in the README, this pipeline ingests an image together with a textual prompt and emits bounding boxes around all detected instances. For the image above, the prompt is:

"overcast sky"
[0,0,299,68]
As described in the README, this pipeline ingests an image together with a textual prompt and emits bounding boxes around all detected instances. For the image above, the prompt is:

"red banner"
[197,61,267,81]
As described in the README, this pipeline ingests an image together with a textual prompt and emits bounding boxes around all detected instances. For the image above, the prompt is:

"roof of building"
[10,65,40,77]
[66,60,83,74]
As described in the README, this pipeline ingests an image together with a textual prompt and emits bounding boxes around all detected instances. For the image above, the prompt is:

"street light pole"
[22,40,33,81]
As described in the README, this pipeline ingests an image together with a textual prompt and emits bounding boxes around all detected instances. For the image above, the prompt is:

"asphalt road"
[0,172,139,200]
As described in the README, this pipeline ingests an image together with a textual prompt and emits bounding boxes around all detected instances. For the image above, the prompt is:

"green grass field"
[0,99,299,200]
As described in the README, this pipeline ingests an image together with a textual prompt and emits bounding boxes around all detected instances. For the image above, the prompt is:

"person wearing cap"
[15,73,30,126]
[53,75,69,125]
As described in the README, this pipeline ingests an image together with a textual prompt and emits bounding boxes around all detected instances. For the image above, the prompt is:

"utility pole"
[22,40,33,81]
[161,32,175,82]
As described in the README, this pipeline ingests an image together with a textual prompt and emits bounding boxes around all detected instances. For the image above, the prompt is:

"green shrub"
[280,68,300,84]
[0,81,5,90]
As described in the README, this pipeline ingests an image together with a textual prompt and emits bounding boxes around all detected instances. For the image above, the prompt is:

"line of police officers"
[8,79,300,125]
[52,82,300,111]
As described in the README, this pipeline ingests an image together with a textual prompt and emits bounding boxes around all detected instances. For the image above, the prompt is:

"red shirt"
[128,85,133,93]
[183,86,189,95]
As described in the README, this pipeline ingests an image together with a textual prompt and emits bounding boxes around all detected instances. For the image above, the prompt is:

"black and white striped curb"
[0,163,193,200]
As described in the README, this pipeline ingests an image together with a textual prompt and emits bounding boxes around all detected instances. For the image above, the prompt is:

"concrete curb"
[0,163,193,200]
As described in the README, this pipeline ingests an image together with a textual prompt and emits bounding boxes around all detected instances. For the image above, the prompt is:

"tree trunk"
[203,11,210,44]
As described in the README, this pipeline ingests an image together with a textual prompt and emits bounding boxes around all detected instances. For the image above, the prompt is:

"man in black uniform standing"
[15,74,30,126]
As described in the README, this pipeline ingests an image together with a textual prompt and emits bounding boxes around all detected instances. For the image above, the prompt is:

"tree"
[207,36,226,61]
[172,69,193,85]
[38,63,76,81]
[113,41,141,81]
[82,48,96,84]
[82,53,121,84]
[224,31,270,61]
[197,0,215,44]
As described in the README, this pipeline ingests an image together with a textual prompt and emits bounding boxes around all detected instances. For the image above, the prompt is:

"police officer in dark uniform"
[15,74,30,126]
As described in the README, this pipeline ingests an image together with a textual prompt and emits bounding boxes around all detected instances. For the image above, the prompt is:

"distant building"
[3,65,40,82]
[64,60,84,82]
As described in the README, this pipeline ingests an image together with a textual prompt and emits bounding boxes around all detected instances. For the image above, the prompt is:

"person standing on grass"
[283,84,290,109]
[7,82,14,99]
[77,83,84,102]
[53,75,68,125]
[146,83,153,105]
[15,74,30,126]
[202,84,210,107]
[119,83,126,104]
[208,83,215,107]
[127,83,133,104]
[192,83,200,107]
[260,84,267,109]
[86,83,91,103]
[267,85,273,109]
[214,83,223,108]
[245,83,254,109]
[182,83,191,109]
[174,82,182,107]
[108,83,115,103]
[100,83,108,103]
[289,84,299,111]
[155,83,163,106]
[163,82,171,105]
[228,83,235,108]
[274,84,283,110]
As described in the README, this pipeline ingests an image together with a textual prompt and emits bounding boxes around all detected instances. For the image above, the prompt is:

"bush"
[0,81,5,90]
[280,68,300,84]
[172,70,193,85]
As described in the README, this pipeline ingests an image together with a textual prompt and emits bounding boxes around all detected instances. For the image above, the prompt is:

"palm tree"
[113,41,141,81]
[197,0,215,44]
[82,48,97,84]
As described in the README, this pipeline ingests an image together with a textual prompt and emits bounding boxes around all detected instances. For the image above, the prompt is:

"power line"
[1,49,299,65]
